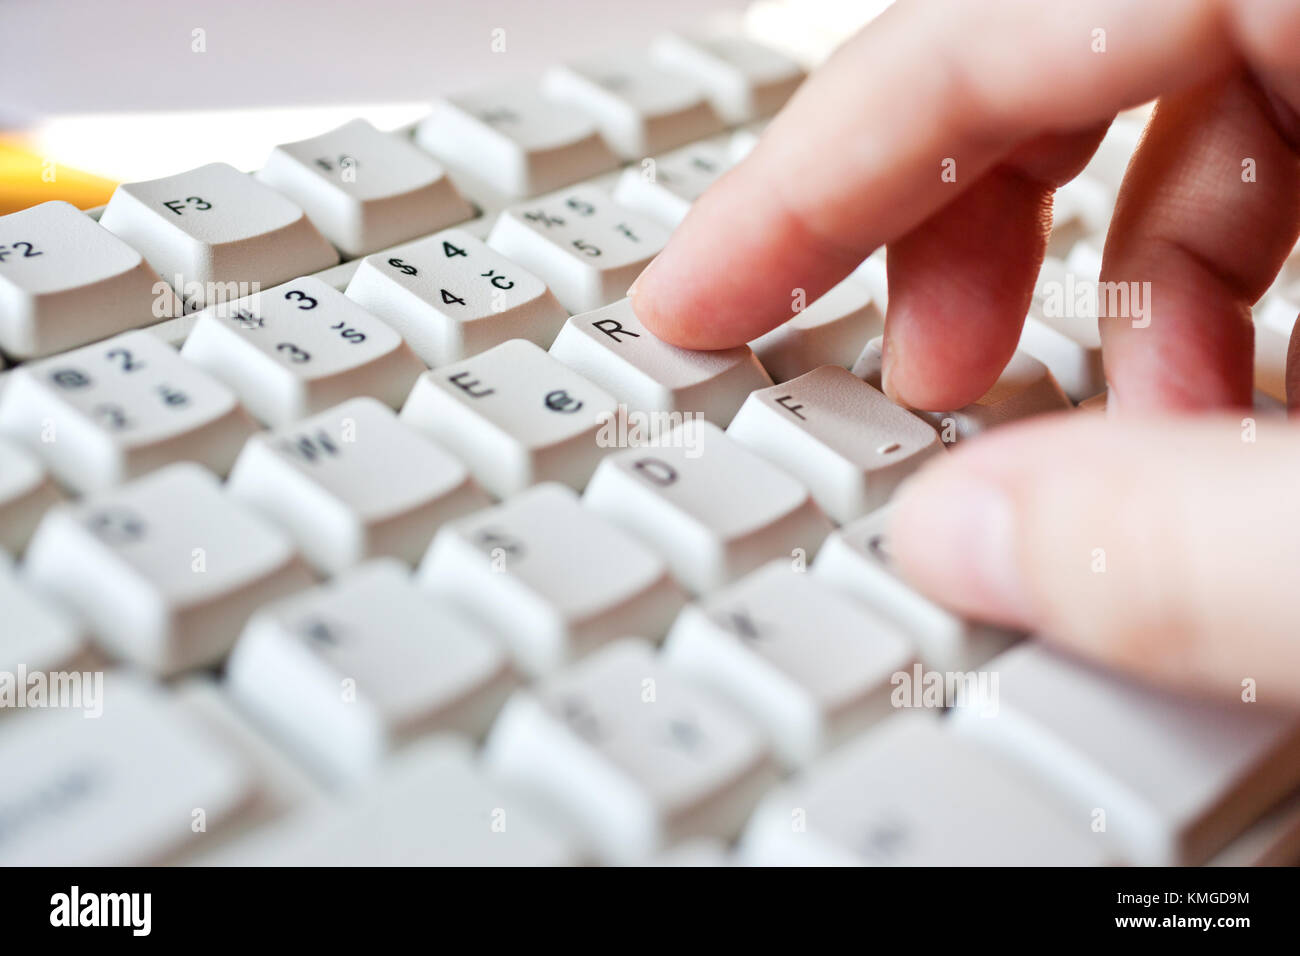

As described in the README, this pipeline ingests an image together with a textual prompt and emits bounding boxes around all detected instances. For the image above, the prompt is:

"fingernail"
[880,337,910,408]
[626,254,660,303]
[890,473,1032,627]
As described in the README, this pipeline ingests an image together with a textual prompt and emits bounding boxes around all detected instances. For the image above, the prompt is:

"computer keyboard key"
[1257,290,1299,337]
[0,550,85,677]
[612,140,733,229]
[748,278,885,383]
[227,559,514,784]
[0,330,257,493]
[855,338,1072,440]
[852,249,889,313]
[1019,258,1105,402]
[0,673,254,866]
[583,420,832,594]
[488,186,670,314]
[420,483,684,676]
[0,201,177,359]
[727,366,942,524]
[1255,321,1290,407]
[255,118,473,258]
[168,675,327,863]
[1206,789,1300,867]
[0,435,61,554]
[208,736,577,865]
[663,560,913,768]
[400,339,620,499]
[484,638,775,864]
[228,397,488,575]
[180,276,424,428]
[543,55,724,159]
[23,463,312,675]
[740,716,1110,866]
[415,88,619,198]
[649,32,805,124]
[98,162,338,310]
[345,229,568,367]
[813,507,1018,672]
[950,644,1300,865]
[549,298,773,427]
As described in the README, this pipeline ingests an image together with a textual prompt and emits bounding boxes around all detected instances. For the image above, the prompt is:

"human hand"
[628,0,1300,702]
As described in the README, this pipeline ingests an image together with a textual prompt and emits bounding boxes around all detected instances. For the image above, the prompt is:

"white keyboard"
[3,29,1300,868]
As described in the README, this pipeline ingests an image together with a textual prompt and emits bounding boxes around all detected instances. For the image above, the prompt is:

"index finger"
[629,0,1269,350]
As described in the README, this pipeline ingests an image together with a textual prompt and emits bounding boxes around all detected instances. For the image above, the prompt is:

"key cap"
[1048,174,1112,254]
[1255,322,1290,406]
[0,435,61,554]
[1020,257,1105,402]
[415,87,619,198]
[727,366,942,524]
[0,673,254,865]
[748,278,885,383]
[1207,789,1300,867]
[228,397,487,574]
[612,140,733,229]
[227,559,514,784]
[487,186,670,314]
[727,123,763,164]
[855,337,1072,441]
[0,330,257,493]
[255,118,473,258]
[549,298,773,427]
[852,249,889,313]
[207,736,577,865]
[23,463,312,675]
[180,276,424,428]
[649,32,804,124]
[663,560,913,768]
[98,162,338,310]
[0,550,85,677]
[543,55,724,159]
[583,419,832,593]
[950,644,1300,865]
[420,483,684,676]
[740,716,1110,866]
[167,675,326,863]
[813,507,1017,671]
[484,638,775,864]
[345,228,568,367]
[1257,290,1299,337]
[400,339,620,498]
[0,201,178,359]
[649,837,733,866]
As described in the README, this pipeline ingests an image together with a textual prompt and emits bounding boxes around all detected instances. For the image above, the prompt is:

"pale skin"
[628,0,1300,704]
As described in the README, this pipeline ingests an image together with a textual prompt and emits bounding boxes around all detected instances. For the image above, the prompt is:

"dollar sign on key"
[387,257,418,276]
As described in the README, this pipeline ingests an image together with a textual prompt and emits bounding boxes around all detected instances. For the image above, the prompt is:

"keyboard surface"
[3,29,1300,868]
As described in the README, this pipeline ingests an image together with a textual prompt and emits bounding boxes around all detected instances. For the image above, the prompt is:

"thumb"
[887,413,1300,704]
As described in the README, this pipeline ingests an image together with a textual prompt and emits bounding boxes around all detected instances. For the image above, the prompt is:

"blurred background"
[0,0,892,213]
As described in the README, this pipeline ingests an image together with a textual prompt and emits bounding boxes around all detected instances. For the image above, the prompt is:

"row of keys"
[5,529,1296,866]
[0,32,801,360]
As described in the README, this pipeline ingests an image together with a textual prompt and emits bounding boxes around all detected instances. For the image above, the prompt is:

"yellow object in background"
[0,137,118,215]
